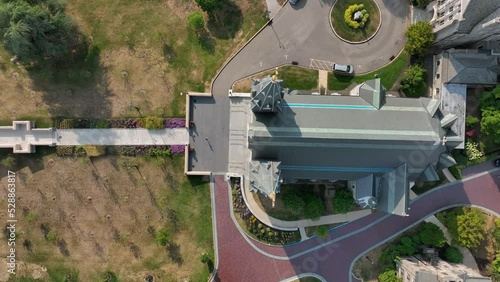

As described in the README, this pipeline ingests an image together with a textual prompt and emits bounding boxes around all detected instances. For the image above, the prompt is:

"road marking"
[284,55,288,60]
[309,58,334,71]
[260,62,263,67]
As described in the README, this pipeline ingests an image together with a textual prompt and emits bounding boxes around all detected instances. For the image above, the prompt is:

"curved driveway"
[212,168,500,282]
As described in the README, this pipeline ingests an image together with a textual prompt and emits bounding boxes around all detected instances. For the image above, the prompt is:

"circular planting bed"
[331,0,381,43]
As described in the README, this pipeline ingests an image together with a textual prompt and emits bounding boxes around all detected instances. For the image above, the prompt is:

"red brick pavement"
[212,170,500,282]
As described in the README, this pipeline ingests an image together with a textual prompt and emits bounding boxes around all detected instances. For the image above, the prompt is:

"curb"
[329,0,382,44]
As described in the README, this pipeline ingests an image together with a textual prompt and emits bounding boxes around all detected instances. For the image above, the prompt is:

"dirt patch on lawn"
[0,155,211,281]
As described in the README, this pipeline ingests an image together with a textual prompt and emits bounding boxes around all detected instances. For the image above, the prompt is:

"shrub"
[344,4,369,29]
[26,212,38,223]
[316,226,329,238]
[465,115,479,128]
[418,222,446,248]
[188,12,205,30]
[46,230,57,243]
[155,228,170,246]
[1,155,16,167]
[445,246,463,263]
[95,119,110,128]
[148,148,171,157]
[57,119,74,129]
[465,142,483,161]
[83,145,107,157]
[102,270,118,282]
[332,188,355,214]
[304,197,325,220]
[56,146,75,156]
[200,252,210,264]
[395,236,417,256]
[138,117,165,130]
[282,192,305,214]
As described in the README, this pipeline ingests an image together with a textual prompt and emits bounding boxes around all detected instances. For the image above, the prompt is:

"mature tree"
[195,0,223,13]
[445,246,464,263]
[405,21,435,57]
[418,222,446,248]
[399,64,427,97]
[0,0,78,64]
[188,12,205,31]
[457,208,486,248]
[303,196,325,220]
[378,270,402,282]
[282,192,305,215]
[395,237,417,256]
[437,208,464,243]
[479,85,500,144]
[493,254,500,274]
[332,188,355,214]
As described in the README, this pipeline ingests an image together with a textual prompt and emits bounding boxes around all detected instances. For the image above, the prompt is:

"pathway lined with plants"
[56,128,188,146]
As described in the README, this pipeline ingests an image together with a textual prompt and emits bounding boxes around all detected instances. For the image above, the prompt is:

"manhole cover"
[121,71,129,78]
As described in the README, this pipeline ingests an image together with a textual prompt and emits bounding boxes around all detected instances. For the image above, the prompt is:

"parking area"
[309,58,334,71]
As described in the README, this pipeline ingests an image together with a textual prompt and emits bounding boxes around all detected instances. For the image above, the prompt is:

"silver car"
[332,63,354,75]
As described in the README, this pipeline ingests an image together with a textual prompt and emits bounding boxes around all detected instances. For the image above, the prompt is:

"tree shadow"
[198,29,215,54]
[162,43,177,63]
[166,242,183,265]
[28,42,113,118]
[207,0,243,39]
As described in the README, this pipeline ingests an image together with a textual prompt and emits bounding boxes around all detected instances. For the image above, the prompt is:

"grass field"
[232,66,318,92]
[0,152,213,281]
[331,0,380,42]
[328,51,408,91]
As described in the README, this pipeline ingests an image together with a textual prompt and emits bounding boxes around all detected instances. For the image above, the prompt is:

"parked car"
[332,63,354,75]
[289,0,298,5]
[495,158,500,167]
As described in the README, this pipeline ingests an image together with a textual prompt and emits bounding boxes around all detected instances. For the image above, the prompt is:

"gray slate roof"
[248,160,282,196]
[442,52,498,85]
[359,79,386,109]
[250,75,285,113]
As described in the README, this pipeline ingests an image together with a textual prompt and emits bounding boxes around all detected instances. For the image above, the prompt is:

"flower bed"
[231,178,300,245]
[165,118,186,129]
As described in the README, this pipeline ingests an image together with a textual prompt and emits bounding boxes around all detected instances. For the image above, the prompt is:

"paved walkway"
[318,70,328,94]
[212,168,500,282]
[265,0,282,18]
[56,128,188,145]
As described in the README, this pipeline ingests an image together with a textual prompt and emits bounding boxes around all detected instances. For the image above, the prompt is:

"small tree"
[155,228,170,246]
[316,226,329,238]
[457,208,485,248]
[405,21,435,57]
[332,188,355,214]
[445,246,464,263]
[418,222,446,248]
[200,252,210,264]
[395,237,417,256]
[378,270,402,282]
[282,192,305,215]
[399,64,427,97]
[188,12,205,31]
[465,115,479,128]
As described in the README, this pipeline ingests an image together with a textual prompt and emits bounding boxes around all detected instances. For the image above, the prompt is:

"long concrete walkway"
[56,128,188,146]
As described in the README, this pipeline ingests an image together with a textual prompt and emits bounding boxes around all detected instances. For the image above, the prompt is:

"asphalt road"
[212,168,500,281]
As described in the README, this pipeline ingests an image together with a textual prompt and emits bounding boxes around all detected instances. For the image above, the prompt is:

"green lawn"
[328,51,408,91]
[280,66,318,90]
[331,0,380,42]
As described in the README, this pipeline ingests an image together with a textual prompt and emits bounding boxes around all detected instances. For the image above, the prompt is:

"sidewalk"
[56,128,188,146]
[265,0,282,19]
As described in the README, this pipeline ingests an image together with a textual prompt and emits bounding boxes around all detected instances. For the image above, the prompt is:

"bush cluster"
[332,188,355,214]
[465,115,479,129]
[137,117,165,130]
[344,4,369,29]
[465,142,483,161]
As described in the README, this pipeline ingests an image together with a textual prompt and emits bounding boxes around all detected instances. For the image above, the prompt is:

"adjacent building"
[247,76,461,216]
[427,0,500,48]
[398,254,492,282]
